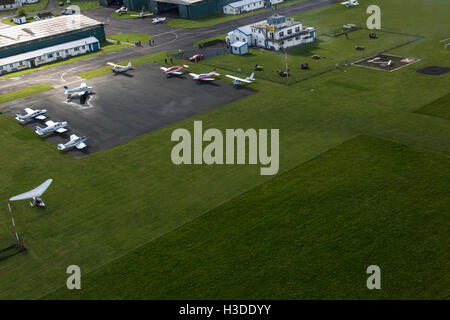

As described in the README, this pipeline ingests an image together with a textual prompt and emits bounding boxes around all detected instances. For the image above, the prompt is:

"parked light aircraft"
[130,9,153,18]
[107,61,133,74]
[115,7,128,14]
[189,68,220,81]
[161,60,188,76]
[35,120,68,135]
[64,82,93,98]
[57,134,87,151]
[152,17,166,24]
[15,108,47,122]
[368,57,393,66]
[10,178,53,207]
[225,72,255,86]
[341,0,359,7]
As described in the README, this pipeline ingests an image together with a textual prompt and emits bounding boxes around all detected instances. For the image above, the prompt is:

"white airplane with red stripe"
[189,68,220,81]
[160,60,188,76]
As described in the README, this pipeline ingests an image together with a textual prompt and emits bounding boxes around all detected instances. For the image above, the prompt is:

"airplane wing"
[70,134,79,141]
[107,62,118,67]
[226,75,243,81]
[10,179,53,201]
[24,107,34,114]
[76,142,87,149]
[170,71,183,75]
[45,120,55,126]
[199,77,216,81]
[189,73,199,78]
[35,115,47,120]
[160,67,169,71]
[80,82,87,87]
[56,128,68,133]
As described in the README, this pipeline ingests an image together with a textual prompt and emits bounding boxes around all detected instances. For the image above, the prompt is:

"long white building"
[0,0,39,11]
[0,37,100,74]
[226,15,316,52]
[223,0,283,15]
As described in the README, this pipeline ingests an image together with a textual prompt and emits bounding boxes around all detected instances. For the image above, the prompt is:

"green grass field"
[0,84,53,104]
[415,92,450,120]
[202,29,421,84]
[45,135,450,299]
[23,0,49,12]
[107,33,153,45]
[0,0,449,299]
[110,11,153,19]
[65,0,102,11]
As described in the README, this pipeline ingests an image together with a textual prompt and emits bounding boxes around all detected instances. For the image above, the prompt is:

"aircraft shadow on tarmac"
[113,72,134,78]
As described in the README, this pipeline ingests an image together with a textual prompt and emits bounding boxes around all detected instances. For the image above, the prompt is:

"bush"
[199,39,226,48]
[16,7,26,16]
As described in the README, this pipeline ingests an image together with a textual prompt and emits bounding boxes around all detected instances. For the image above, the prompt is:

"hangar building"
[149,0,240,18]
[0,15,105,74]
[105,0,238,19]
[0,14,105,59]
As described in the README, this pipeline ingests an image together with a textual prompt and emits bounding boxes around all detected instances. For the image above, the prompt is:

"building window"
[287,29,292,35]
[48,54,53,58]
[295,36,300,40]
[279,32,284,37]
[295,27,300,32]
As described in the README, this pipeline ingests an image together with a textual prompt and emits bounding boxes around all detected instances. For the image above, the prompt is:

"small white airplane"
[189,68,220,81]
[35,120,68,135]
[107,61,133,74]
[341,0,359,7]
[15,108,47,122]
[130,9,153,18]
[64,82,93,98]
[225,72,255,86]
[10,178,53,207]
[152,17,166,24]
[161,60,188,76]
[115,6,128,14]
[368,57,393,66]
[57,134,87,151]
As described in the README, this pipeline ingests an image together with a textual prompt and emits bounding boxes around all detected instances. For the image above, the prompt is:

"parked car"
[189,54,204,62]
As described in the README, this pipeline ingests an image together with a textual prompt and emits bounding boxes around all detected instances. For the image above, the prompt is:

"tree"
[16,7,27,17]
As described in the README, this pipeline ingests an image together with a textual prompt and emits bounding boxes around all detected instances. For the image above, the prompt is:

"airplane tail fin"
[248,72,255,80]
[16,113,23,119]
[57,144,65,151]
[127,62,132,68]
[213,68,216,72]
[35,126,43,134]
[181,60,185,67]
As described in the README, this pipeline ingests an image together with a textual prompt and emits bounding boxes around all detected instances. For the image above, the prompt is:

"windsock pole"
[7,199,20,246]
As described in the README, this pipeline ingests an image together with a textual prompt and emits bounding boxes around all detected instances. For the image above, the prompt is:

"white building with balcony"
[226,15,316,53]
